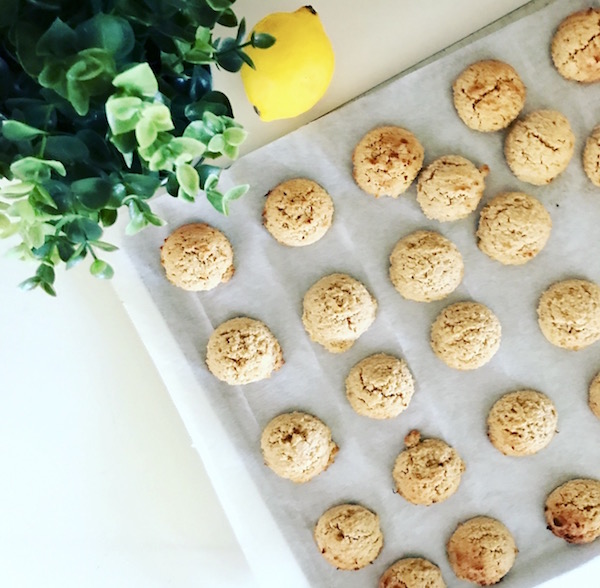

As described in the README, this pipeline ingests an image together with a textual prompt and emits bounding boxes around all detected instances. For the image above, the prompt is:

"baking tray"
[111,0,600,586]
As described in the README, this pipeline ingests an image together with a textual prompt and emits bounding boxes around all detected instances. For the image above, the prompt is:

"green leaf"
[207,134,225,153]
[222,143,238,160]
[218,8,238,27]
[99,209,118,227]
[66,244,87,269]
[206,189,227,214]
[66,218,102,243]
[90,259,114,279]
[0,181,35,198]
[121,173,160,198]
[176,163,200,197]
[141,103,174,132]
[106,96,142,134]
[251,33,276,49]
[36,263,55,284]
[135,117,157,149]
[113,63,158,97]
[40,281,57,296]
[91,241,119,252]
[19,277,41,292]
[44,136,90,163]
[57,240,75,262]
[36,18,77,58]
[206,0,234,10]
[197,165,221,189]
[125,216,147,235]
[224,183,249,202]
[0,214,10,231]
[223,126,247,147]
[1,121,47,141]
[216,42,244,72]
[71,178,113,209]
[76,14,135,59]
[10,157,66,182]
[236,17,246,42]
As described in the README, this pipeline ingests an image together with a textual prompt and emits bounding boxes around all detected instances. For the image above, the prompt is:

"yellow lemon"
[241,6,335,122]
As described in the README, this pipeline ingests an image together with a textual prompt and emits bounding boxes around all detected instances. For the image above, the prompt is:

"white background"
[1,1,599,586]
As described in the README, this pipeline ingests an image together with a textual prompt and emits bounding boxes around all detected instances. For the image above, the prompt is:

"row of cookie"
[315,476,600,585]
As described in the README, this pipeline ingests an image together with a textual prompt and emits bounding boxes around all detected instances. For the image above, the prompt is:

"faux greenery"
[0,0,274,295]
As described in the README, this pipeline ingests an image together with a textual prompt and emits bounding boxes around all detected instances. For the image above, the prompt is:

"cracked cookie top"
[416,155,489,222]
[352,125,424,198]
[206,317,284,384]
[452,59,526,132]
[446,516,518,585]
[260,411,338,483]
[345,353,415,419]
[537,278,600,350]
[504,109,575,185]
[263,178,334,246]
[314,503,383,570]
[392,430,465,506]
[545,478,600,544]
[551,8,600,83]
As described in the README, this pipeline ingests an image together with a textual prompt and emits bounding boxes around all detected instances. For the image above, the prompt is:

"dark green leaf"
[206,0,234,10]
[57,240,75,262]
[90,259,114,279]
[14,23,46,77]
[122,173,160,198]
[100,209,118,227]
[2,121,46,141]
[251,32,276,49]
[235,17,246,42]
[71,178,113,209]
[238,51,255,69]
[40,281,57,296]
[66,244,87,269]
[76,14,135,59]
[196,164,221,188]
[215,39,244,72]
[46,180,73,212]
[31,239,56,259]
[44,136,90,163]
[66,218,102,243]
[0,0,18,28]
[218,8,238,28]
[36,263,55,284]
[36,18,78,58]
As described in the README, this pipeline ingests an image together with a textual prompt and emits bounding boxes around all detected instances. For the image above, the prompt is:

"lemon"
[241,6,335,122]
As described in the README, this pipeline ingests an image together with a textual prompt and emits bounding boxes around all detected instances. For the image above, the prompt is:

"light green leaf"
[176,163,200,197]
[223,126,247,147]
[10,157,66,182]
[113,63,158,97]
[204,173,220,191]
[206,189,227,214]
[27,224,45,248]
[0,213,10,231]
[10,200,36,223]
[2,121,47,141]
[135,117,157,149]
[141,103,174,132]
[222,143,238,160]
[90,259,114,279]
[171,137,206,163]
[195,26,212,43]
[207,134,225,153]
[224,183,249,202]
[125,216,147,235]
[0,180,35,198]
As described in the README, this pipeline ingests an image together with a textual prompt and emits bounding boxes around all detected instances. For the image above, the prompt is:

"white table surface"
[1,1,599,586]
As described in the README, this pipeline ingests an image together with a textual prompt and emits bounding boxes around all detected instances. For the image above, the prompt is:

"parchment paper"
[113,0,600,586]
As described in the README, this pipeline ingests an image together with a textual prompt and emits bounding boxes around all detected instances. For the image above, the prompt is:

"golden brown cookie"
[389,230,464,302]
[260,412,338,483]
[583,124,600,186]
[430,302,501,370]
[393,430,465,506]
[537,279,600,351]
[314,503,383,570]
[589,371,600,419]
[379,557,446,588]
[345,353,415,419]
[545,478,600,543]
[504,110,575,185]
[416,155,489,222]
[487,390,558,456]
[302,273,377,353]
[206,317,283,384]
[160,223,234,291]
[476,192,552,265]
[452,60,526,131]
[263,178,334,246]
[352,126,424,198]
[551,8,600,83]
[447,516,518,585]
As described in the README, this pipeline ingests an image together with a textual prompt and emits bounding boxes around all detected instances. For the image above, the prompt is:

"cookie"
[537,279,600,350]
[583,124,600,186]
[416,155,489,222]
[263,178,334,246]
[430,302,501,370]
[345,353,415,419]
[447,516,518,586]
[379,557,446,588]
[206,317,283,384]
[487,390,558,456]
[551,8,600,83]
[545,478,600,544]
[314,503,383,570]
[389,230,464,302]
[452,60,526,132]
[160,223,234,291]
[302,273,377,353]
[393,430,465,506]
[260,411,338,483]
[589,371,600,419]
[476,192,552,265]
[352,126,424,198]
[504,110,575,185]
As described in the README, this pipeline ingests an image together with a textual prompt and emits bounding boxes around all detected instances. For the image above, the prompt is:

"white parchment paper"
[114,0,600,586]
